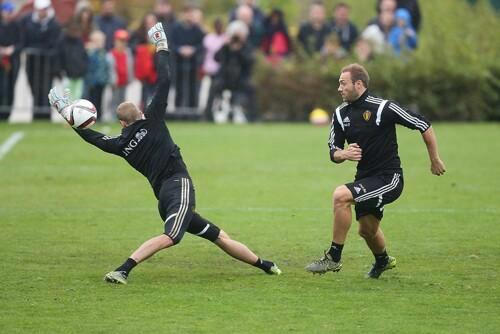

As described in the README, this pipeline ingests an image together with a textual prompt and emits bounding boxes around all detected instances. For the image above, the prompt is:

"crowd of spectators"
[0,0,424,122]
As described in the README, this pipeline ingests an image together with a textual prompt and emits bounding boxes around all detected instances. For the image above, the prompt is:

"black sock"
[253,258,274,273]
[374,250,389,266]
[328,242,344,262]
[115,258,137,277]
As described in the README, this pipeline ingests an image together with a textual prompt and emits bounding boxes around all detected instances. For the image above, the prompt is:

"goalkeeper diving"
[49,23,281,284]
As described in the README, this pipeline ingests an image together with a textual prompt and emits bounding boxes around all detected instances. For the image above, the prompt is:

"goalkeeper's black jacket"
[75,51,187,199]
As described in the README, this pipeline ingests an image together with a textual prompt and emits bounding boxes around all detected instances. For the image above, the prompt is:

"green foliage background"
[252,0,500,121]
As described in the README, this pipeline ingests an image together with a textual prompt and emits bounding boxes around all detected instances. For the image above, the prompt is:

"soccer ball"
[69,99,97,129]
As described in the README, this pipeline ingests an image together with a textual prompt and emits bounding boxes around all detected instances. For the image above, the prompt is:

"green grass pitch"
[0,122,499,333]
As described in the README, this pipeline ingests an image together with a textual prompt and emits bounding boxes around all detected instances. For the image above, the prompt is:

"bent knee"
[358,226,376,240]
[333,186,353,206]
[160,234,176,247]
[218,229,229,240]
[214,229,229,246]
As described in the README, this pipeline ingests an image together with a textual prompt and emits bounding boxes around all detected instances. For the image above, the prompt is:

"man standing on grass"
[48,23,281,284]
[306,63,445,278]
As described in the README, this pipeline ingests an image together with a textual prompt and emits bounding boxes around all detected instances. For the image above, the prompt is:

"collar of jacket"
[349,90,369,107]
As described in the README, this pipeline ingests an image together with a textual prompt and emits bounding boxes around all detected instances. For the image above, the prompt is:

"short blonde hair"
[117,102,140,125]
[341,63,370,88]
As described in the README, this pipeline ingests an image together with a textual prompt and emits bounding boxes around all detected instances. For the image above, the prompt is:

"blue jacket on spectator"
[388,8,417,55]
[86,49,109,86]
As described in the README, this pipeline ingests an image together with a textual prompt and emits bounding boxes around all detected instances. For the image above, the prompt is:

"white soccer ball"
[70,99,97,129]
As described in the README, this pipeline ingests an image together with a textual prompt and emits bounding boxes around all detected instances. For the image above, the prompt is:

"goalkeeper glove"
[147,22,169,52]
[48,87,72,122]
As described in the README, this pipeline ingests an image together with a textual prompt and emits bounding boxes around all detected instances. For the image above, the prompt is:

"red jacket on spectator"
[261,9,291,64]
[134,44,157,84]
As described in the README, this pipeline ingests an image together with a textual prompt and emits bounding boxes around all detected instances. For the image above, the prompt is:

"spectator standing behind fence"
[106,29,133,119]
[361,5,395,55]
[200,18,225,113]
[298,1,331,56]
[84,30,109,120]
[234,4,264,51]
[330,3,358,52]
[200,17,227,117]
[377,0,421,32]
[192,7,205,32]
[261,8,292,64]
[19,0,61,120]
[398,0,421,32]
[95,0,127,51]
[230,0,265,24]
[0,1,20,121]
[202,18,226,78]
[368,0,396,26]
[229,0,265,45]
[75,6,95,44]
[58,19,88,101]
[154,0,176,49]
[171,5,204,110]
[205,20,256,122]
[388,8,417,55]
[130,13,158,110]
[154,0,176,30]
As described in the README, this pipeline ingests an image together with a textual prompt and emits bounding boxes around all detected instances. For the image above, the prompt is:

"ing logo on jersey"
[363,111,372,121]
[123,129,148,157]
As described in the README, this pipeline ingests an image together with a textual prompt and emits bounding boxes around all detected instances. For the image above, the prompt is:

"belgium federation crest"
[363,111,372,121]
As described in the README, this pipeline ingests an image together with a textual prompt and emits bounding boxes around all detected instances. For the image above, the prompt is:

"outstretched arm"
[144,23,171,120]
[48,87,122,156]
[421,127,446,176]
[74,129,122,155]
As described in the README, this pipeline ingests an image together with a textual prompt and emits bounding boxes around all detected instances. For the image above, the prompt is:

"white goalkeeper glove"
[147,22,169,52]
[48,87,72,122]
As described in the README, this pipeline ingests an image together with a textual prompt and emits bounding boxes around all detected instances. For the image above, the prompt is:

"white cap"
[34,0,52,10]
